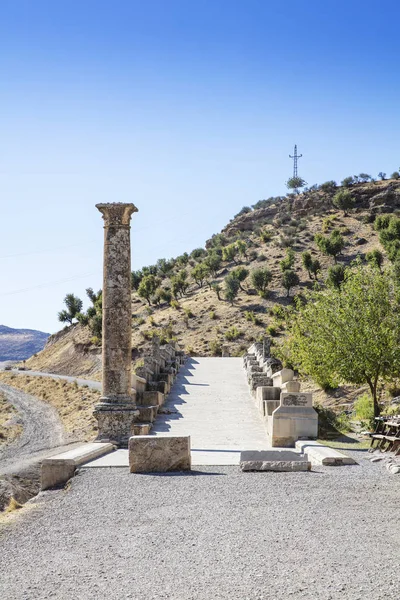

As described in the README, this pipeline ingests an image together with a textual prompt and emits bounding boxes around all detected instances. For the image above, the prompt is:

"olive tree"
[282,265,400,417]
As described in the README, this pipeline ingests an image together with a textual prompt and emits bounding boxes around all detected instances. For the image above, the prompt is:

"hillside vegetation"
[27,175,400,383]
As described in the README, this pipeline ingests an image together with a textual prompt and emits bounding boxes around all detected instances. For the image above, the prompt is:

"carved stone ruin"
[244,343,318,447]
[93,202,139,447]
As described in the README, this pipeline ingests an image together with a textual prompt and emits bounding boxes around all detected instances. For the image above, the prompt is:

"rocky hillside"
[0,325,50,362]
[26,177,400,378]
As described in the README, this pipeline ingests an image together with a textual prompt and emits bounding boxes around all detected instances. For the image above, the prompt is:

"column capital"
[96,203,138,227]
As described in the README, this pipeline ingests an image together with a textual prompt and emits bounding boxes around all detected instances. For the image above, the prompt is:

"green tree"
[204,250,222,277]
[235,239,247,260]
[341,176,355,187]
[171,270,189,298]
[222,243,238,264]
[315,230,345,263]
[137,275,159,305]
[332,189,355,216]
[251,267,273,297]
[231,267,249,291]
[224,274,240,305]
[310,258,321,280]
[58,293,83,325]
[156,258,174,276]
[286,176,306,193]
[281,269,300,297]
[191,248,207,261]
[131,270,143,290]
[366,249,384,272]
[378,172,386,180]
[191,262,210,288]
[319,181,337,193]
[326,264,346,289]
[358,173,371,182]
[391,171,400,180]
[282,265,400,416]
[302,251,313,279]
[212,282,222,301]
[280,248,295,272]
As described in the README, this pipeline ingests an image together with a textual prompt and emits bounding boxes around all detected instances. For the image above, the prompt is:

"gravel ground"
[0,450,399,600]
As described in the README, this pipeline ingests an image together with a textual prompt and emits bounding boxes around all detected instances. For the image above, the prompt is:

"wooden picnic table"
[370,417,400,455]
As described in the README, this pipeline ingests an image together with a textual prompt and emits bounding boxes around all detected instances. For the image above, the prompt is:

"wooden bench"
[370,417,400,454]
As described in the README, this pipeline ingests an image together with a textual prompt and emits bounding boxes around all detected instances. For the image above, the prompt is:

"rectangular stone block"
[142,391,164,407]
[281,381,301,393]
[129,435,191,473]
[136,405,158,423]
[41,443,115,490]
[240,450,311,472]
[272,369,294,388]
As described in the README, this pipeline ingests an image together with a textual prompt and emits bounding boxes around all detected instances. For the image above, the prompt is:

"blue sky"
[1,0,400,333]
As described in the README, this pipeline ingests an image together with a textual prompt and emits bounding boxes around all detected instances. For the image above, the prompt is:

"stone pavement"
[84,357,271,467]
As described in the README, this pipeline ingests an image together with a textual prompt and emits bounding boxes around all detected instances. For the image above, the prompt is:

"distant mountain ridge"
[0,325,50,361]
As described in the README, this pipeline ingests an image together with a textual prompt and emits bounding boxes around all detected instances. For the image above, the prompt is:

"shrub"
[315,230,345,262]
[224,273,240,304]
[225,326,242,341]
[366,249,383,271]
[222,243,238,263]
[354,393,375,427]
[184,308,194,318]
[279,248,295,272]
[341,176,355,187]
[260,229,274,243]
[251,267,273,297]
[209,311,217,320]
[244,311,262,326]
[209,339,222,356]
[281,269,300,297]
[391,171,400,180]
[231,267,249,291]
[266,325,278,337]
[319,180,337,193]
[170,299,180,310]
[332,189,355,215]
[326,264,346,289]
[374,214,391,231]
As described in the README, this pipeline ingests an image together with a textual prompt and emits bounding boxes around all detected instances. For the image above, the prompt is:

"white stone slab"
[295,440,357,466]
[41,442,115,489]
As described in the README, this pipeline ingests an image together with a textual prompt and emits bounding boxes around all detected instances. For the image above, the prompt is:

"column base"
[94,400,139,448]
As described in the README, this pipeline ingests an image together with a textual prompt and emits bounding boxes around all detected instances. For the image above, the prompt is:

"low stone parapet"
[129,435,191,473]
[41,442,115,490]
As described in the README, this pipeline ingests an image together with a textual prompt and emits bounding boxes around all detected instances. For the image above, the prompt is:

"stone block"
[41,443,115,490]
[272,369,294,388]
[136,405,158,423]
[270,394,318,447]
[281,380,301,393]
[295,440,357,466]
[256,386,280,416]
[129,435,191,473]
[133,423,152,435]
[250,374,273,390]
[240,450,311,472]
[142,391,164,407]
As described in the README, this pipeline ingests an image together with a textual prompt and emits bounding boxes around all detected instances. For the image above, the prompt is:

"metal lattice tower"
[289,144,302,178]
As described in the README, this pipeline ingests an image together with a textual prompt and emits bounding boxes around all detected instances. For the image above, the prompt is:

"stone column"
[93,202,138,446]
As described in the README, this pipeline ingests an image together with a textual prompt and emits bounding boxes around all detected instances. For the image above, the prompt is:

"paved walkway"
[85,357,270,467]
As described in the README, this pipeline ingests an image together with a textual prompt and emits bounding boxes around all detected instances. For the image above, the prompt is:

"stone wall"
[131,336,186,435]
[243,343,318,447]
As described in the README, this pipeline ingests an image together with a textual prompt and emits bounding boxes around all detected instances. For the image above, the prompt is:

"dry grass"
[5,497,23,513]
[0,392,23,446]
[0,373,100,441]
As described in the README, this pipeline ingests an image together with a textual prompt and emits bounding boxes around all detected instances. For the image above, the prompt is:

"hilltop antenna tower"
[289,144,302,178]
